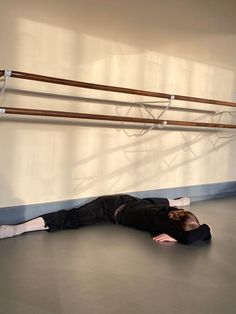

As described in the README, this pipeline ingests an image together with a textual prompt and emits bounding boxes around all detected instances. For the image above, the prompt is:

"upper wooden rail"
[1,70,236,108]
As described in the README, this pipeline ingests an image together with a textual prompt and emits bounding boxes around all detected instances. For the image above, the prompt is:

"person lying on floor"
[0,194,212,244]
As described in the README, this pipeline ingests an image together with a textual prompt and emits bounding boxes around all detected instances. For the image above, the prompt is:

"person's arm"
[153,224,212,245]
[180,224,211,244]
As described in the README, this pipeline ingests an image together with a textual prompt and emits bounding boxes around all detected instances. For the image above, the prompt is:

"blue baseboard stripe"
[1,181,236,224]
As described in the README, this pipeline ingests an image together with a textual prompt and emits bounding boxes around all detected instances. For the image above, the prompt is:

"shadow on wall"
[1,106,236,208]
[3,115,232,197]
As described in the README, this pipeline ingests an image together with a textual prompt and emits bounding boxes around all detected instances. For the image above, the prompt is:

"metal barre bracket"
[0,108,6,114]
[0,70,11,98]
[0,80,7,97]
[119,94,175,136]
[211,110,236,139]
[4,70,12,77]
[139,94,175,130]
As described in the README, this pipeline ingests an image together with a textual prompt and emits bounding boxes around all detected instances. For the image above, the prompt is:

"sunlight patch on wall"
[15,18,235,108]
[15,18,76,88]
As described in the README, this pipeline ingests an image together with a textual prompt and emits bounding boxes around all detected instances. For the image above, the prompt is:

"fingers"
[153,234,177,243]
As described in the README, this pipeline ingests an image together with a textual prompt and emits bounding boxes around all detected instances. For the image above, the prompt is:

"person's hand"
[153,234,177,243]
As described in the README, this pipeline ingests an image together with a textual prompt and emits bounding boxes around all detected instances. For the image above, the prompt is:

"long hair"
[168,209,200,231]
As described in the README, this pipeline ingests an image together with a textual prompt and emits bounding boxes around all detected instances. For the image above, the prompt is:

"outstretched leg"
[42,194,135,231]
[143,196,190,207]
[0,198,104,239]
[0,194,133,240]
[0,217,48,240]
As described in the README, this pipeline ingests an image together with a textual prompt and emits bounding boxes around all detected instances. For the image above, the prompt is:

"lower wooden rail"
[1,106,236,129]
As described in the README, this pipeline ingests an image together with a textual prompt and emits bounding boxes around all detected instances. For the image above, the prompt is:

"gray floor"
[0,196,236,314]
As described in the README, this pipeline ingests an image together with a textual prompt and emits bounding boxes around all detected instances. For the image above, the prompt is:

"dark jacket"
[117,198,211,245]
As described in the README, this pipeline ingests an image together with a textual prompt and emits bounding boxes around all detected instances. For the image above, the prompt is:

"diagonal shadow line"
[71,133,236,194]
[120,136,236,192]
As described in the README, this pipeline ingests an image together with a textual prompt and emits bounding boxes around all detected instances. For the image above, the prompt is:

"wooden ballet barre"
[1,70,236,108]
[1,106,236,129]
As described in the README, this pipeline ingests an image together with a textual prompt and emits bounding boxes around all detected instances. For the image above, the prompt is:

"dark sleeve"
[153,223,212,245]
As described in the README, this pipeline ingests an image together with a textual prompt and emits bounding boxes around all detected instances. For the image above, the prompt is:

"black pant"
[41,194,168,232]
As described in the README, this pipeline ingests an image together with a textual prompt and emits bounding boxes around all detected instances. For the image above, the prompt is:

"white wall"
[1,0,236,207]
